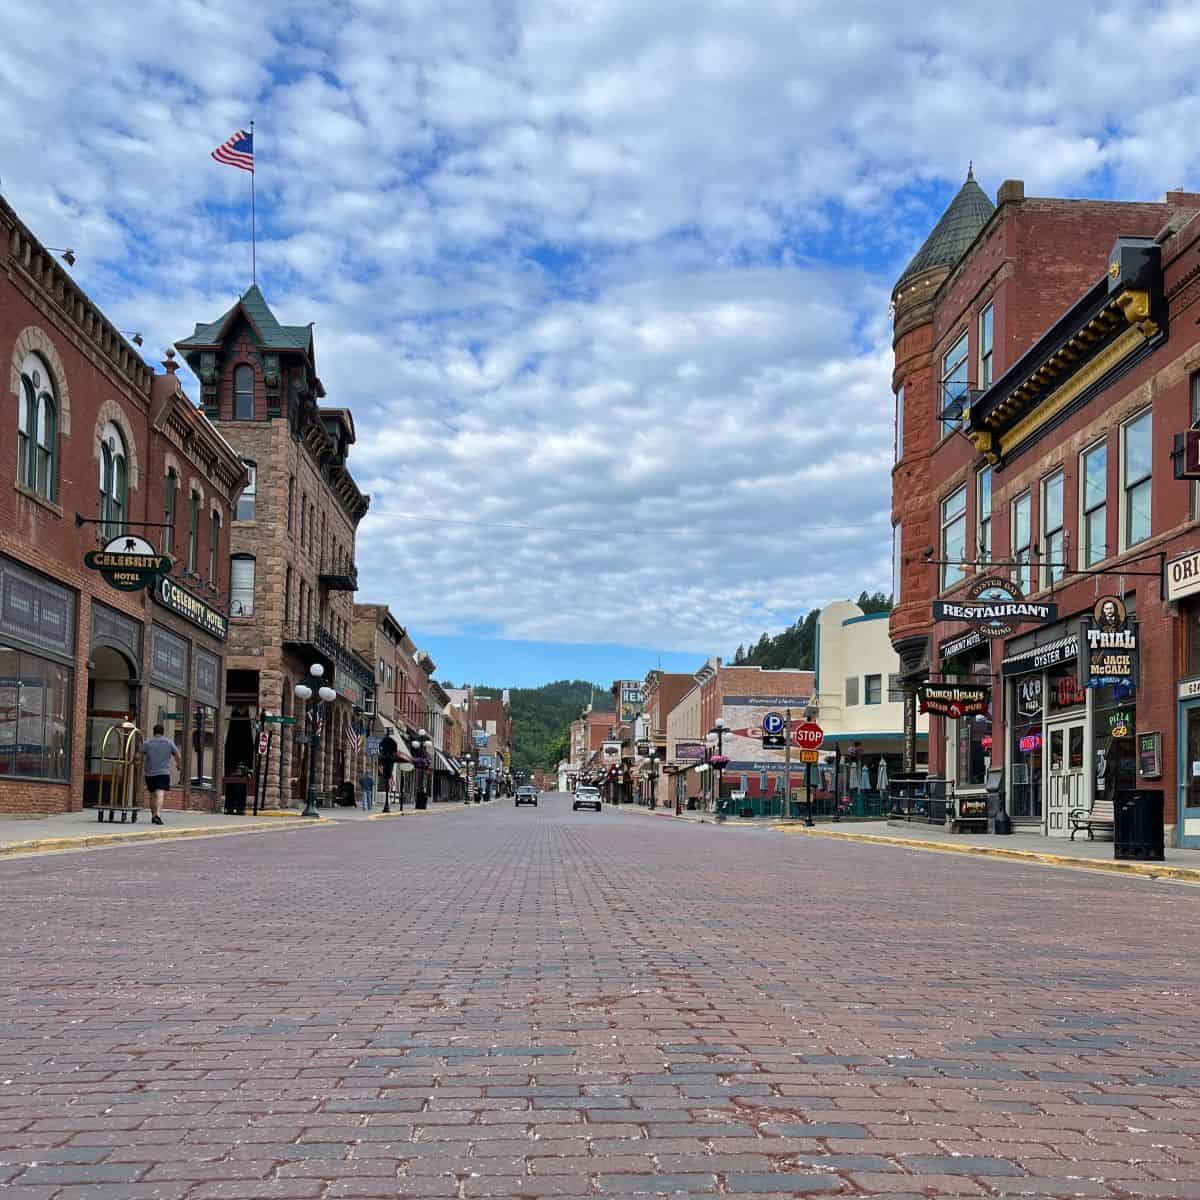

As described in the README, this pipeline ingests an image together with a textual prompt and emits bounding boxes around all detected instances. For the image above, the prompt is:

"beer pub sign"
[917,683,991,718]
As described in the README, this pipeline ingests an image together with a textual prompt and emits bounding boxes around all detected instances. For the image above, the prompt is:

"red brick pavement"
[1,796,1199,1198]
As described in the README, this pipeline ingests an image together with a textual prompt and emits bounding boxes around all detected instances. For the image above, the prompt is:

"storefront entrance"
[1045,716,1086,837]
[1178,698,1200,848]
[85,645,138,807]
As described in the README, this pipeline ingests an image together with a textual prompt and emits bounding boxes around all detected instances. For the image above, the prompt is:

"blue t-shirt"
[142,735,177,777]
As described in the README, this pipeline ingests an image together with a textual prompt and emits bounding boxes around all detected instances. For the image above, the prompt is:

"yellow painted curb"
[0,819,327,859]
[770,824,1200,882]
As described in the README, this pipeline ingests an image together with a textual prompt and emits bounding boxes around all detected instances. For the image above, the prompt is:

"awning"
[375,730,413,764]
[433,748,458,775]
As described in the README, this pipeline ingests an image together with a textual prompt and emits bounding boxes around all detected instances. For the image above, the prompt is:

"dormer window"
[234,365,254,420]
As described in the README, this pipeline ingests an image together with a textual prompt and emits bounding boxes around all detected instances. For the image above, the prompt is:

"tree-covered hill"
[731,591,892,670]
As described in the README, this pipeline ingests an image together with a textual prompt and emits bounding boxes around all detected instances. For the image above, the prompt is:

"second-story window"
[98,423,128,540]
[230,555,255,617]
[1011,491,1032,595]
[895,385,904,462]
[1122,410,1152,549]
[164,468,178,556]
[187,490,200,573]
[978,303,994,389]
[940,485,967,590]
[1042,470,1065,587]
[1082,441,1107,567]
[865,674,882,705]
[845,677,859,706]
[234,364,254,420]
[209,510,220,585]
[977,466,992,566]
[236,461,256,521]
[940,332,969,431]
[18,353,57,501]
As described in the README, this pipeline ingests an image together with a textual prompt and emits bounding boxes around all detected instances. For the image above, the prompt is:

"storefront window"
[1186,599,1200,675]
[146,687,185,785]
[0,645,71,780]
[1093,684,1136,805]
[947,652,992,787]
[191,703,217,787]
[1010,675,1044,819]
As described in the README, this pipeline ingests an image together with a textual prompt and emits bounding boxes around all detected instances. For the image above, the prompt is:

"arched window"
[164,468,178,555]
[234,365,254,420]
[208,510,220,585]
[18,353,57,500]
[98,422,127,538]
[236,461,256,520]
[230,554,255,617]
[187,489,201,573]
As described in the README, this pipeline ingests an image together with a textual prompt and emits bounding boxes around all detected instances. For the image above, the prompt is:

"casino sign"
[932,575,1057,639]
[84,534,172,592]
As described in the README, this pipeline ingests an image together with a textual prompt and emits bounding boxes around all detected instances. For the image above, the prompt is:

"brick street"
[3,797,1200,1198]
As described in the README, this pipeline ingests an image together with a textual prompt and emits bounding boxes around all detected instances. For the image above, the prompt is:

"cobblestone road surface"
[3,795,1200,1199]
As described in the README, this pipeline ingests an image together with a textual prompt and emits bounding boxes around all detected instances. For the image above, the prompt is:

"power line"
[360,508,888,538]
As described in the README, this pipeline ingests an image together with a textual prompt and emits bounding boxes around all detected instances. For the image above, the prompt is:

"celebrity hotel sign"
[155,576,229,641]
[933,576,1056,638]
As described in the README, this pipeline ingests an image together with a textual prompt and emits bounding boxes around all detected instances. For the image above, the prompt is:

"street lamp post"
[708,717,727,817]
[411,727,432,809]
[294,663,337,819]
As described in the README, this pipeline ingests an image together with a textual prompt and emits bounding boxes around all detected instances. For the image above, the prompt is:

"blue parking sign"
[762,712,784,735]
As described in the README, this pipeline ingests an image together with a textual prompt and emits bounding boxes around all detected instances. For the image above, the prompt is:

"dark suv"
[515,786,539,807]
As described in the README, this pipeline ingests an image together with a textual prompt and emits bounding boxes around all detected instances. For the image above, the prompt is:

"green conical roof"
[176,284,312,353]
[895,168,995,294]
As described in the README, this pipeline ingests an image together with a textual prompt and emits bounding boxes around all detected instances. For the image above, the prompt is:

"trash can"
[1114,789,1164,861]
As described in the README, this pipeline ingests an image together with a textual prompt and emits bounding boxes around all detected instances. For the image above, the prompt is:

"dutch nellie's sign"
[916,683,991,718]
[1079,596,1138,689]
[932,576,1056,638]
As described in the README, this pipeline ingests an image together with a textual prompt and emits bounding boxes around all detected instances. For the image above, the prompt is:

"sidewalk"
[366,797,498,819]
[0,808,324,858]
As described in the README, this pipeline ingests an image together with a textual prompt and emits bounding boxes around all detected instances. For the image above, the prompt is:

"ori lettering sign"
[84,535,172,592]
[1078,596,1138,689]
[932,576,1056,638]
[917,683,990,718]
[1165,548,1200,602]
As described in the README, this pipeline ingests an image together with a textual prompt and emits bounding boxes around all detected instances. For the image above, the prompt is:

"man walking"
[142,724,181,825]
[359,769,375,811]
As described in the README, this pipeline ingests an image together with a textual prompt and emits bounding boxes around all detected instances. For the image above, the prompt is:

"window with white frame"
[1122,410,1151,549]
[895,385,905,462]
[978,303,994,389]
[940,486,967,590]
[1011,491,1032,595]
[1081,441,1107,567]
[234,364,254,420]
[98,422,127,540]
[1042,470,1064,587]
[940,332,969,430]
[230,555,255,617]
[236,462,256,521]
[977,466,992,567]
[17,353,57,501]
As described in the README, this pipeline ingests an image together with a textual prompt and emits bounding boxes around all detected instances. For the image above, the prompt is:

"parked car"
[573,786,602,812]
[515,785,539,807]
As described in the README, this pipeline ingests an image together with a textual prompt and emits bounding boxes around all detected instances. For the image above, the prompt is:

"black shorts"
[146,774,170,793]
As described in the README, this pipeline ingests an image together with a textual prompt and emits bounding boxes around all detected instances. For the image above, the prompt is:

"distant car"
[515,786,539,807]
[573,786,601,812]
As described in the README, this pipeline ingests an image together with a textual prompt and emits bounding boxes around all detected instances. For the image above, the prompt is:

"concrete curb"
[769,823,1200,882]
[0,818,327,859]
[368,801,496,820]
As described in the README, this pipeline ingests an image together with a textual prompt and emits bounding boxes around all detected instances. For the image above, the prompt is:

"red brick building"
[0,193,245,815]
[890,170,1200,845]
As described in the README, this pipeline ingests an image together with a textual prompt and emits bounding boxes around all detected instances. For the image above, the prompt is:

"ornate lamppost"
[294,663,337,819]
[409,727,433,809]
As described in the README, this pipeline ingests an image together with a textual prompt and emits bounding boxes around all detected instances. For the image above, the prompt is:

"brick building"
[176,286,371,810]
[0,192,245,815]
[890,170,1200,843]
[640,669,694,807]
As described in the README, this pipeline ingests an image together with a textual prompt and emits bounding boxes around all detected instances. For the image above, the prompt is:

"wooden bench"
[1069,797,1115,840]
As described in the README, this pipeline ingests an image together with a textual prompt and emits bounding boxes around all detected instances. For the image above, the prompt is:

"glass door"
[1179,700,1200,848]
[1045,717,1086,837]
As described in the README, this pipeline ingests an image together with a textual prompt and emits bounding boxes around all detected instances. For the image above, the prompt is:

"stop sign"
[794,721,824,750]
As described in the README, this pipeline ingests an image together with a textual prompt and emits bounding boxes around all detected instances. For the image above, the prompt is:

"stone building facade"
[177,286,371,810]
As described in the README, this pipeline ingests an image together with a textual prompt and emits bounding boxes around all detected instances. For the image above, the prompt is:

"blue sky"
[3,0,1199,687]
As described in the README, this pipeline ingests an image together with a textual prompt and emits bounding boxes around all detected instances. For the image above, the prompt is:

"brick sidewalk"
[2,794,1200,1197]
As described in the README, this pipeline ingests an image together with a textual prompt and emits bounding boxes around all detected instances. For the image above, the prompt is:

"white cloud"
[3,0,1198,660]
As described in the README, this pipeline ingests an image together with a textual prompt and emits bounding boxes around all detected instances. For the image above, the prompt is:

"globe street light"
[295,662,337,819]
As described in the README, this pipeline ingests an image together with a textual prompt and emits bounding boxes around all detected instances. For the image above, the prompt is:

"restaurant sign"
[155,576,229,641]
[917,683,991,718]
[1165,548,1200,602]
[85,535,172,592]
[933,576,1056,639]
[1079,596,1138,689]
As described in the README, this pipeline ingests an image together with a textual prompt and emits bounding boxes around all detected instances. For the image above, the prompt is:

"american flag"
[212,128,254,173]
[348,724,362,754]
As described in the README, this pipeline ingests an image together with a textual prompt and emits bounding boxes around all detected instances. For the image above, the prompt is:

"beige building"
[177,285,372,809]
[664,678,704,808]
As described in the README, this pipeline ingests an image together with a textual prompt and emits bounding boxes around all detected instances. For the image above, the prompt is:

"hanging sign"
[1165,548,1200,601]
[1079,597,1138,689]
[601,740,622,762]
[916,683,991,718]
[155,576,229,640]
[932,576,1056,638]
[84,535,172,592]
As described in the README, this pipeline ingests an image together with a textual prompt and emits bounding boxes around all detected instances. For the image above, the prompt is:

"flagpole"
[249,120,256,284]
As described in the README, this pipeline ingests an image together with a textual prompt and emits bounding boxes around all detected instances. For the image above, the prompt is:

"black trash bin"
[1114,789,1164,861]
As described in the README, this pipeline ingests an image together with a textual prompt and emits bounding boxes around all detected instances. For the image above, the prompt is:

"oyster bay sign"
[932,576,1057,639]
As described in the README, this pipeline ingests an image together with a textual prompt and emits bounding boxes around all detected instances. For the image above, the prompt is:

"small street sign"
[258,731,270,756]
[800,749,820,764]
[794,721,824,750]
[761,733,786,750]
[365,736,381,757]
[263,715,296,726]
[762,712,785,735]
